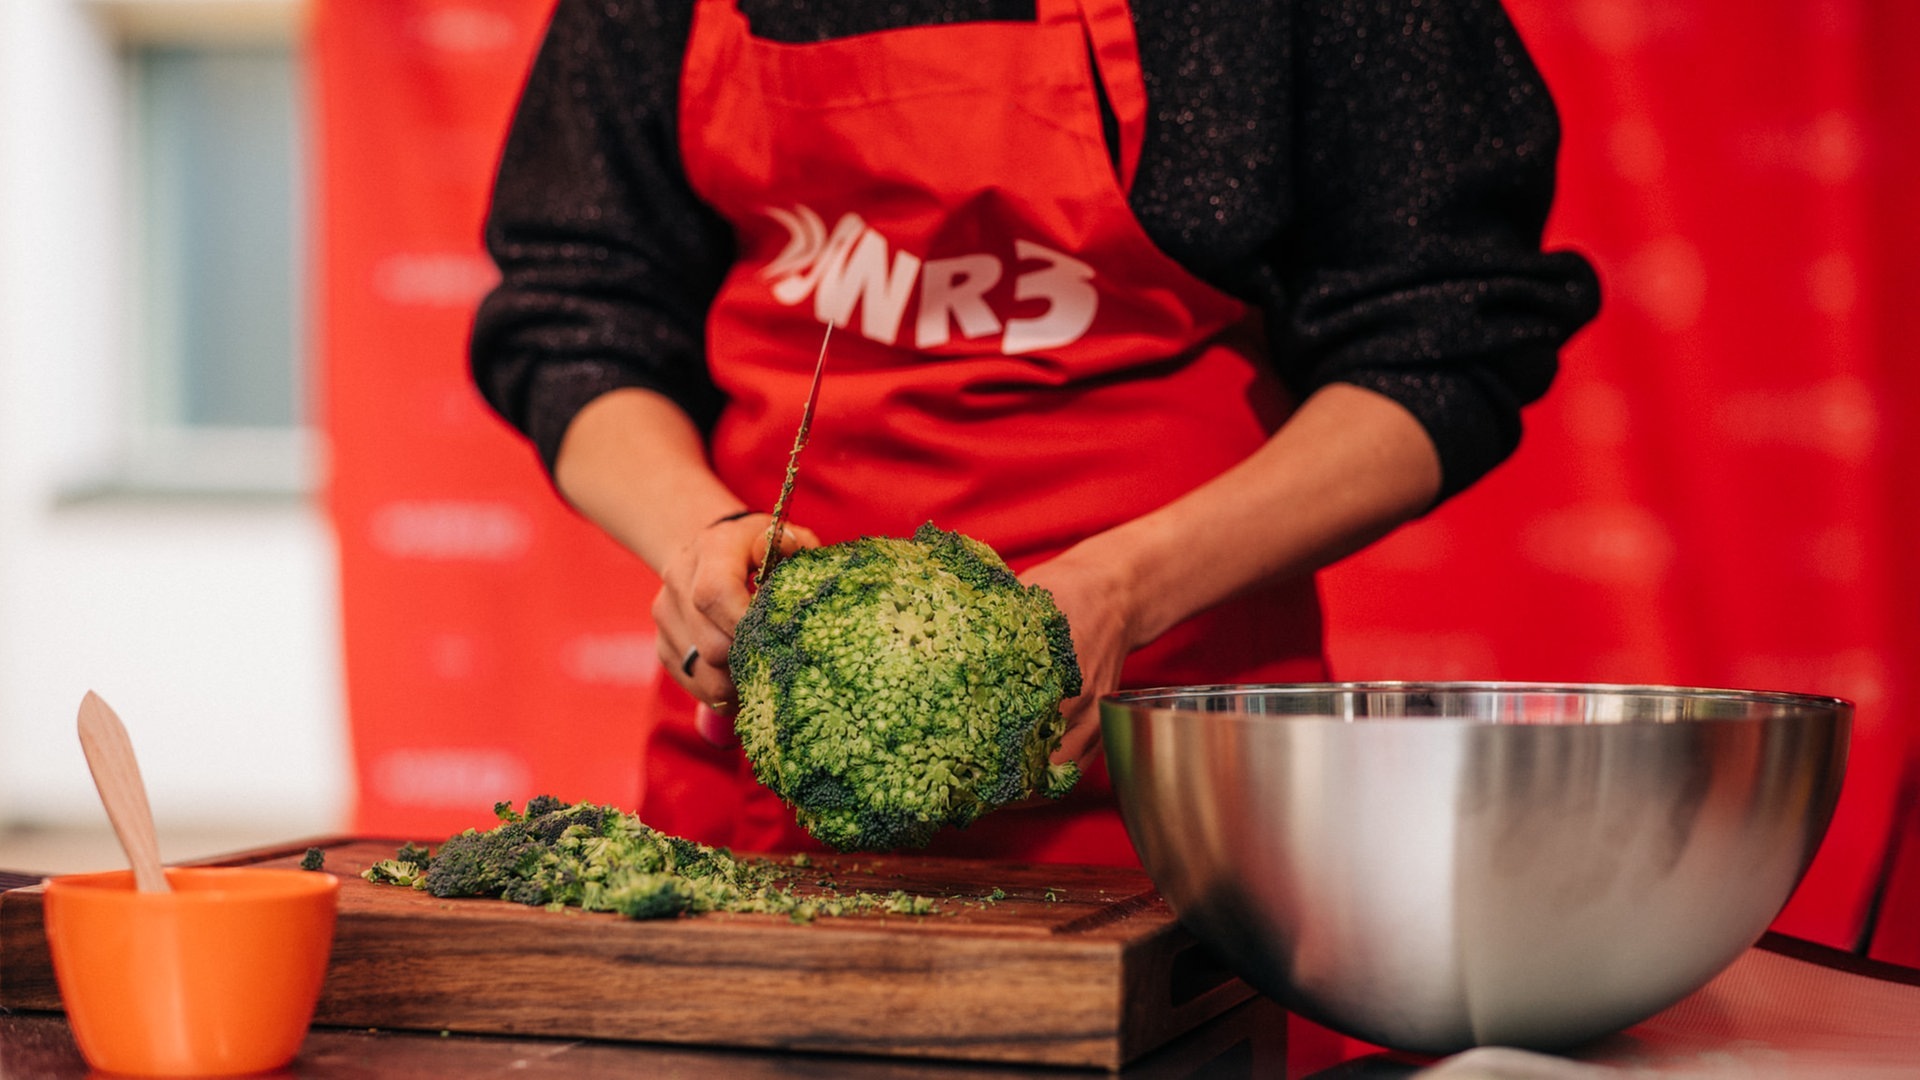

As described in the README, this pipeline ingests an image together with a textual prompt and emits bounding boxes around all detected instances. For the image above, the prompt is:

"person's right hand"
[652,512,818,744]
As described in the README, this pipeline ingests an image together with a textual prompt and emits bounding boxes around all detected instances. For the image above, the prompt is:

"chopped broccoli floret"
[420,819,533,898]
[730,522,1082,852]
[363,856,428,888]
[394,841,432,870]
[360,841,432,887]
[299,847,327,872]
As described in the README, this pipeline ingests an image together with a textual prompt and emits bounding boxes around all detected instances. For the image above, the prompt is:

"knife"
[756,321,833,589]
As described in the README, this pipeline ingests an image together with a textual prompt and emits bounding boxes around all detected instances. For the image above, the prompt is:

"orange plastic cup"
[43,867,340,1077]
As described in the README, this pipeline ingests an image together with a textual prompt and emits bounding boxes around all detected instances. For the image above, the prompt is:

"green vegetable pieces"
[360,797,938,921]
[362,840,431,888]
[730,522,1082,852]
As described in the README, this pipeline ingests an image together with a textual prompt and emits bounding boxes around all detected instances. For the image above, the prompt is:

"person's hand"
[1019,543,1138,772]
[653,512,818,745]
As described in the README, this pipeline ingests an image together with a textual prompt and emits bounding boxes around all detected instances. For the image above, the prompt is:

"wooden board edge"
[185,835,409,868]
[1116,927,1257,1065]
[0,887,58,1011]
[313,907,1134,1069]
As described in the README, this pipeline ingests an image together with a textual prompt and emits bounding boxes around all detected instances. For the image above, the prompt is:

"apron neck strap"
[1041,0,1146,193]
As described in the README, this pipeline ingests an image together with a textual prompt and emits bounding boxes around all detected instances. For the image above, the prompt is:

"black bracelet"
[709,509,759,526]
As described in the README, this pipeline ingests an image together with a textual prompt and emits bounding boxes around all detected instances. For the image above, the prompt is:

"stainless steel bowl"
[1101,682,1851,1054]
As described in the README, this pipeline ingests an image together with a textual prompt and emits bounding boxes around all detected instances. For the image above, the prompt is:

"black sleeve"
[468,0,732,476]
[1279,0,1601,502]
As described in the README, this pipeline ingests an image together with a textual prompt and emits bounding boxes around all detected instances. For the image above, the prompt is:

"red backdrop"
[313,1,1918,957]
[314,0,656,835]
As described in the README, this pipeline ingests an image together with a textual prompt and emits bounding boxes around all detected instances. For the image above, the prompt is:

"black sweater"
[469,0,1601,503]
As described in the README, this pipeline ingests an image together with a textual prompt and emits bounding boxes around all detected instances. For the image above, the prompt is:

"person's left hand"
[1019,543,1137,772]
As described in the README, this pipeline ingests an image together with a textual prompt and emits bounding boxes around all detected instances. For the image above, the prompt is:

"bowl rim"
[1100,680,1855,714]
[43,866,342,902]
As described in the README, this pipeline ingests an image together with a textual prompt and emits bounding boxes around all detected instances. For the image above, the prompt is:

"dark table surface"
[2,1000,1308,1079]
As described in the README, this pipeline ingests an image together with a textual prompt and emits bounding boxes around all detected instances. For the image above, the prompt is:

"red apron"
[640,0,1328,865]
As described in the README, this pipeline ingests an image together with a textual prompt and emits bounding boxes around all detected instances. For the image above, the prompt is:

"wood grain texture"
[1,838,1251,1070]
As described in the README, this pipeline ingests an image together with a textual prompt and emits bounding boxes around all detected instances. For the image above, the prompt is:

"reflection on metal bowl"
[1100,682,1851,1055]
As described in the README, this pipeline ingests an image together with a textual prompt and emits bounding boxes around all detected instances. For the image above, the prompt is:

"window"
[90,2,311,496]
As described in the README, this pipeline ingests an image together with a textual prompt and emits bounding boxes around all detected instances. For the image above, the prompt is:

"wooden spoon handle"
[77,691,170,893]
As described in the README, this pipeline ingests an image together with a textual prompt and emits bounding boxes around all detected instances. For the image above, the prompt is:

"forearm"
[552,387,747,573]
[1084,382,1442,649]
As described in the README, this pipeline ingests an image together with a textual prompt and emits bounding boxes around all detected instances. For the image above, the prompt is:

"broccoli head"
[730,522,1082,852]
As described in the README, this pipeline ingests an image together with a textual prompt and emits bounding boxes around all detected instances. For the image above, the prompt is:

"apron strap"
[1037,0,1148,194]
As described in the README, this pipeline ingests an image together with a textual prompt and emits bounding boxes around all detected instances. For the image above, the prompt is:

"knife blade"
[756,321,833,588]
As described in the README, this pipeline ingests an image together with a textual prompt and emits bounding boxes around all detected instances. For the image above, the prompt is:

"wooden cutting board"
[0,838,1251,1070]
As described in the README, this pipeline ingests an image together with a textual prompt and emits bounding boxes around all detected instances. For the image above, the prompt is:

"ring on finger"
[680,645,700,677]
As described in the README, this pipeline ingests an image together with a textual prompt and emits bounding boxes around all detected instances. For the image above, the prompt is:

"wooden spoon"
[77,691,170,893]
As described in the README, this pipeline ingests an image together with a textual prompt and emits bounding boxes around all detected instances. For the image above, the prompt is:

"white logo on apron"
[761,205,1097,355]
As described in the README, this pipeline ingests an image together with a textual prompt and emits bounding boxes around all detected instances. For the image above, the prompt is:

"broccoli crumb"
[299,847,326,872]
[360,797,950,922]
[884,890,937,916]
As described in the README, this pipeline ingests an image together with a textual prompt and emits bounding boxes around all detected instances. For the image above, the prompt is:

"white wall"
[0,0,347,834]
